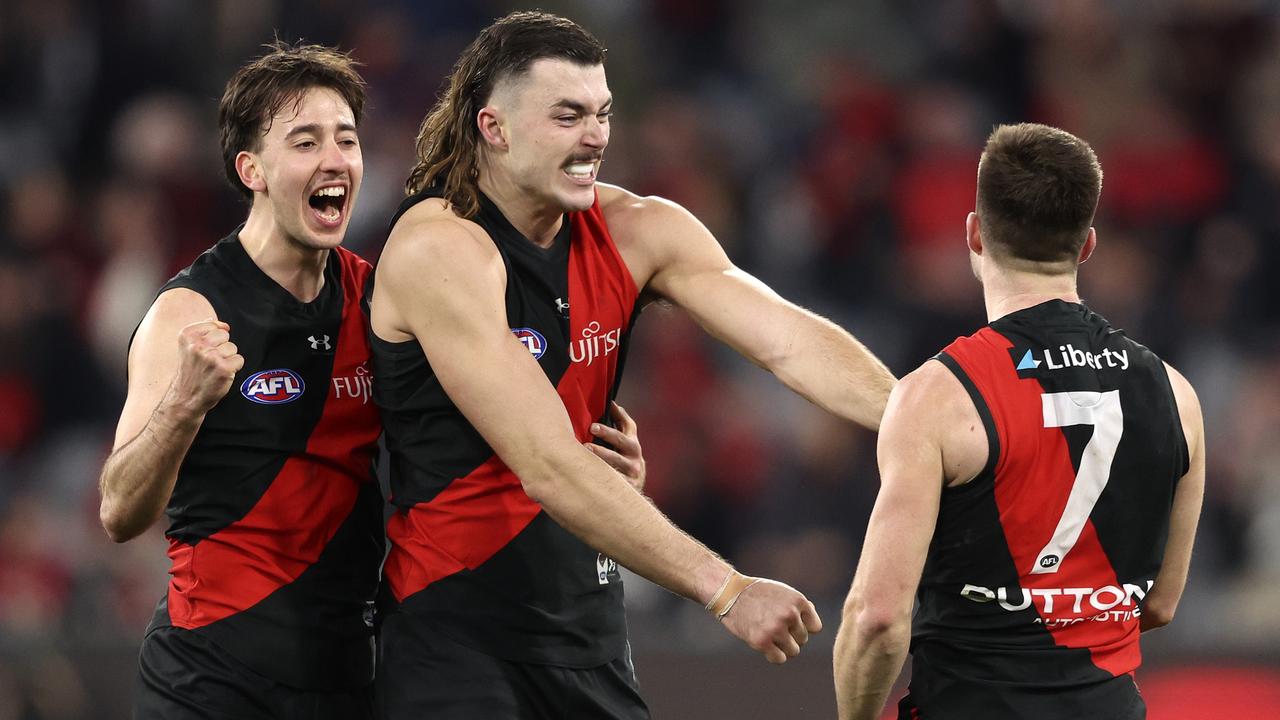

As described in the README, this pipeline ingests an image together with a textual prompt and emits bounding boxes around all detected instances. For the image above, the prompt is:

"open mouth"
[308,185,347,227]
[563,160,599,184]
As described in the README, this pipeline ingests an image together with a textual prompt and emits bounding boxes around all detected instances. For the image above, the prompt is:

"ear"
[476,106,508,150]
[966,212,983,255]
[1078,227,1097,265]
[235,151,267,194]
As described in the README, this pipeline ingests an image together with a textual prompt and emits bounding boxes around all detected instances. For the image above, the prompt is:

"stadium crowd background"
[1,0,1279,717]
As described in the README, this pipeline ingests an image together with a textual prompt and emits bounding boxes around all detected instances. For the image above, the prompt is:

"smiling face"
[484,58,611,214]
[237,86,362,251]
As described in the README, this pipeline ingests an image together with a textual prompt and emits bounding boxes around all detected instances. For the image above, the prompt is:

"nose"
[581,116,608,150]
[319,137,351,173]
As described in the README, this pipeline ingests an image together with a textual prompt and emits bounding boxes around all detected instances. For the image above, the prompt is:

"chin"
[556,187,597,213]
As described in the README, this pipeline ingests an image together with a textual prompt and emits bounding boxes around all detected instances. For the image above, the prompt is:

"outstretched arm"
[99,290,244,542]
[373,210,821,663]
[621,195,895,430]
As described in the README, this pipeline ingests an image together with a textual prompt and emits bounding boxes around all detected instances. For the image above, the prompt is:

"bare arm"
[835,362,959,720]
[373,211,820,662]
[98,290,244,543]
[614,193,895,430]
[1142,363,1205,631]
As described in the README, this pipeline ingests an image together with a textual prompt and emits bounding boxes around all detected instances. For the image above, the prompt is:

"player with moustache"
[833,124,1204,720]
[95,38,650,719]
[370,11,896,719]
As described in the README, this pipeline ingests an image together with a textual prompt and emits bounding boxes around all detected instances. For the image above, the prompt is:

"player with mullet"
[371,10,896,719]
[834,124,1204,719]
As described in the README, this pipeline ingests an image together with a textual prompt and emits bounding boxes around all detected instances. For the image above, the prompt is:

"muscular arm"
[98,290,244,543]
[611,192,895,431]
[1142,363,1205,631]
[834,362,967,720]
[373,211,820,661]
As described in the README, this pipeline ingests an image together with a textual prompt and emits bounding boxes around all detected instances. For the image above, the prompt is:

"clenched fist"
[172,319,244,414]
[717,575,823,664]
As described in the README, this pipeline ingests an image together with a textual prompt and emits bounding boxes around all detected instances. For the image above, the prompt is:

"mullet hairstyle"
[218,39,367,200]
[405,11,606,218]
[976,123,1103,270]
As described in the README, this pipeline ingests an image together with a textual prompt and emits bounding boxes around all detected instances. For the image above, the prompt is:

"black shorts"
[897,676,1147,720]
[134,626,374,720]
[376,610,649,720]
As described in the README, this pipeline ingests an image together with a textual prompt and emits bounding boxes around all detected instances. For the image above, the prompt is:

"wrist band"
[705,571,759,619]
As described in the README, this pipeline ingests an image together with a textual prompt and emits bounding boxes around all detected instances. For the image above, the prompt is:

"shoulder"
[131,288,216,356]
[379,198,503,287]
[887,359,970,425]
[882,359,987,483]
[597,183,698,234]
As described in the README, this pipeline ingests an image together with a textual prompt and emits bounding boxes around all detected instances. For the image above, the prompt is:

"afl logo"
[1039,555,1060,569]
[240,369,305,405]
[511,327,547,360]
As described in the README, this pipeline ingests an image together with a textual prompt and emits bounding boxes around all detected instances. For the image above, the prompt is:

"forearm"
[834,615,910,720]
[773,313,896,431]
[99,393,204,542]
[523,449,730,605]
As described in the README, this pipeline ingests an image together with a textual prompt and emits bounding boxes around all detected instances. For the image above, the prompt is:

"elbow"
[1140,603,1175,631]
[855,607,909,646]
[99,502,141,544]
[845,591,910,648]
[512,455,570,507]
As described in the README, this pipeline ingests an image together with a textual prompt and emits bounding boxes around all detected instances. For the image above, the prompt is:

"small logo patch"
[512,328,547,360]
[308,334,332,351]
[240,369,305,405]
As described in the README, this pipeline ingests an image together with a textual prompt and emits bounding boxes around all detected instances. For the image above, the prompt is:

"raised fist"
[173,319,244,413]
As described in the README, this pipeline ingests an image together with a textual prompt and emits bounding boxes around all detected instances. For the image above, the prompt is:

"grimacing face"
[491,58,611,213]
[242,86,362,251]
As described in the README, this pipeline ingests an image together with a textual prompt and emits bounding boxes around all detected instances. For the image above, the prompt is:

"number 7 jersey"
[909,299,1189,718]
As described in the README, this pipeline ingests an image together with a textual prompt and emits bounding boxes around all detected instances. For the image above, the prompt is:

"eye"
[598,111,613,122]
[340,137,359,147]
[295,140,317,149]
[556,115,578,124]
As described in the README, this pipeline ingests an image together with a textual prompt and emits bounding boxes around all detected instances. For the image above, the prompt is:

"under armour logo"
[555,297,570,316]
[308,335,332,351]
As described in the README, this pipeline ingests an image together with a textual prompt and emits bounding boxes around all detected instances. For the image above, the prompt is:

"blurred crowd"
[2,0,1279,717]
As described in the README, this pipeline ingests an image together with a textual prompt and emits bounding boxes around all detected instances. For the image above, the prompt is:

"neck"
[981,264,1080,322]
[477,167,564,248]
[238,206,328,302]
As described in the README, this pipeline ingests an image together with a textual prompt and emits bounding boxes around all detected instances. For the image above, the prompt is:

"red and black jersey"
[143,231,383,691]
[372,190,639,668]
[904,300,1188,719]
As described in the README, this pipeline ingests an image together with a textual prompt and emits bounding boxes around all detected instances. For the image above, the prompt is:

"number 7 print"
[1031,390,1124,574]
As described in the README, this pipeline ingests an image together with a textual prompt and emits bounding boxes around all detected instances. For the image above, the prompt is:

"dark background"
[2,1,1278,717]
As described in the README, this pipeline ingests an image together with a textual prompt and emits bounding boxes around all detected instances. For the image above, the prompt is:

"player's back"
[906,299,1188,719]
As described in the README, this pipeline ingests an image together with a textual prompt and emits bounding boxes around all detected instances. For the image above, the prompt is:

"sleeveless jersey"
[372,190,639,668]
[144,231,383,691]
[905,300,1189,718]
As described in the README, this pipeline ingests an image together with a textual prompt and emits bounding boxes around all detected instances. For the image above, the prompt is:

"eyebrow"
[549,98,613,114]
[284,122,357,138]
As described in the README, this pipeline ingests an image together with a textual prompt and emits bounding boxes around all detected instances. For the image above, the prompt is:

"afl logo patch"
[512,328,547,360]
[240,369,305,405]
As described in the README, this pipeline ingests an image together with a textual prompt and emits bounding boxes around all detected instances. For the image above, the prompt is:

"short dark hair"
[976,123,1103,268]
[405,11,607,217]
[217,40,367,199]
